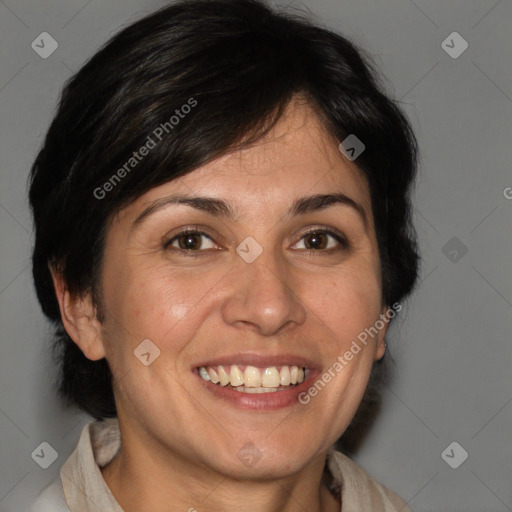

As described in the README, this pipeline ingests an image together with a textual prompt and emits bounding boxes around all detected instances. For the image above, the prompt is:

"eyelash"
[163,226,350,256]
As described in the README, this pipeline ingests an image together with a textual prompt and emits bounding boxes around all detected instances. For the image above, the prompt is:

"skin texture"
[51,97,389,512]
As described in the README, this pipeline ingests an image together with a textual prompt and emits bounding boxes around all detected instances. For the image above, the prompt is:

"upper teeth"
[199,365,307,388]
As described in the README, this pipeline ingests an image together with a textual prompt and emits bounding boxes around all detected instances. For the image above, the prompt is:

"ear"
[373,306,391,362]
[49,263,106,361]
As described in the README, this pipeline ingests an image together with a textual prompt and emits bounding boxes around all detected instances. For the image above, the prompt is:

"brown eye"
[292,229,349,252]
[177,233,202,250]
[164,230,218,252]
[304,232,329,250]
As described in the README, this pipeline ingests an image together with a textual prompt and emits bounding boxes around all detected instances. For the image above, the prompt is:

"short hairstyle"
[29,0,420,420]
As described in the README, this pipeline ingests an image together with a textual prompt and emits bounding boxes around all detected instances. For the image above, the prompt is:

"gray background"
[1,0,511,510]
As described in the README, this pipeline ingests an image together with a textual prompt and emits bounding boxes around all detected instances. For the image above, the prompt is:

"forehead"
[117,99,372,225]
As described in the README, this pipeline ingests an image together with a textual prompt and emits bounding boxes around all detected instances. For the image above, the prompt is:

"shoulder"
[29,478,69,512]
[328,449,411,512]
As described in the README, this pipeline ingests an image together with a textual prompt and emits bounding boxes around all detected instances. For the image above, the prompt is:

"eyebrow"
[132,192,368,230]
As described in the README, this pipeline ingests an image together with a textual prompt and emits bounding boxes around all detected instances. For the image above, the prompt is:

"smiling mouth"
[197,364,308,393]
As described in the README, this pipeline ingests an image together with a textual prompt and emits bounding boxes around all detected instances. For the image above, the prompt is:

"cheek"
[305,263,383,350]
[102,261,223,356]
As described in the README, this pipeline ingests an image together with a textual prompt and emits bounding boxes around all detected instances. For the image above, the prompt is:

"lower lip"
[194,369,319,410]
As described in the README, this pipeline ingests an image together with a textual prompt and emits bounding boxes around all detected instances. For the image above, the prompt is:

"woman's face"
[95,99,388,479]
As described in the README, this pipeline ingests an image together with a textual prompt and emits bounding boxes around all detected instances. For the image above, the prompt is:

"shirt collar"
[60,418,123,512]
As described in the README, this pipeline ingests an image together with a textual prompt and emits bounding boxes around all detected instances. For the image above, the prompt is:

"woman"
[28,0,420,510]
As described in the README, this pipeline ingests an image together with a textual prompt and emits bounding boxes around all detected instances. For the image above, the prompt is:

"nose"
[221,248,307,336]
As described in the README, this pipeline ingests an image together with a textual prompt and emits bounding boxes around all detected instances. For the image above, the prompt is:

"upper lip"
[193,352,320,371]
